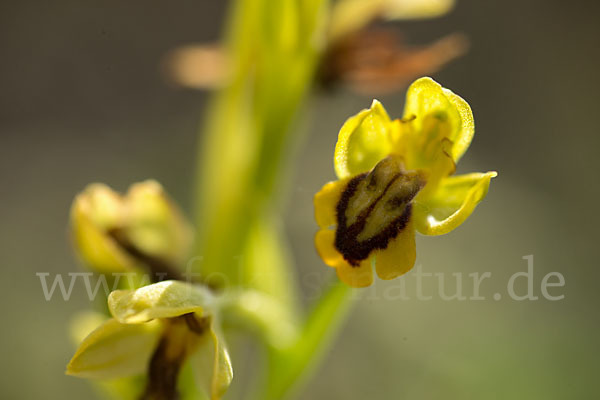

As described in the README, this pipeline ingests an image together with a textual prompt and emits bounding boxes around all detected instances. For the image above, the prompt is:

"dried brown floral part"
[319,29,468,94]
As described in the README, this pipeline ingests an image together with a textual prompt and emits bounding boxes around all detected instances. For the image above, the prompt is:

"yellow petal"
[334,100,393,179]
[108,280,215,324]
[314,178,350,229]
[413,171,497,235]
[315,229,344,267]
[336,258,373,288]
[191,320,233,400]
[374,219,416,279]
[403,77,474,162]
[66,318,161,379]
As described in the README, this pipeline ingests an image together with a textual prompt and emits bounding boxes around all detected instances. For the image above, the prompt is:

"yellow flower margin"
[314,77,496,288]
[67,280,233,400]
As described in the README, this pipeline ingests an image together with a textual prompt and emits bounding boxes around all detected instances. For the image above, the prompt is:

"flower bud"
[70,180,193,274]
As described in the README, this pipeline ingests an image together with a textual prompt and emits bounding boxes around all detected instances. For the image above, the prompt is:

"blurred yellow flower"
[70,180,193,275]
[314,77,496,287]
[67,280,232,400]
[329,0,455,42]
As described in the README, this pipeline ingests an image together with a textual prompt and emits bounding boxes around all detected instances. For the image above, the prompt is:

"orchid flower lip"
[333,155,424,266]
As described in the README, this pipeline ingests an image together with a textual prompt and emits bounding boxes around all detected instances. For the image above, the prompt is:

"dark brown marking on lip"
[140,318,189,400]
[140,315,209,400]
[334,170,418,266]
[183,313,210,335]
[108,228,184,282]
[141,334,183,400]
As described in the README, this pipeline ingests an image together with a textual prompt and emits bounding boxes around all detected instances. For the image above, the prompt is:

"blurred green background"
[1,0,599,398]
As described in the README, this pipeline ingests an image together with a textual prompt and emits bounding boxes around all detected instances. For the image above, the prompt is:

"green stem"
[190,1,356,399]
[259,280,355,400]
[193,0,328,288]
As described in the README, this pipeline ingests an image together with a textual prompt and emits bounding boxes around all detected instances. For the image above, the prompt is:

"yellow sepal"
[66,318,161,379]
[403,77,474,162]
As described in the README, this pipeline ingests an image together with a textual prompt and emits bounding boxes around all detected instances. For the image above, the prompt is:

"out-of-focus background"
[2,0,599,398]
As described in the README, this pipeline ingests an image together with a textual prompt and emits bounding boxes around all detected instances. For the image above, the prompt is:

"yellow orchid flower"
[70,180,193,275]
[314,77,496,287]
[67,280,233,400]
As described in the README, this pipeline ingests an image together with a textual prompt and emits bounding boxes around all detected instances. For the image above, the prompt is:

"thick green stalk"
[194,0,328,304]
[193,1,359,398]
